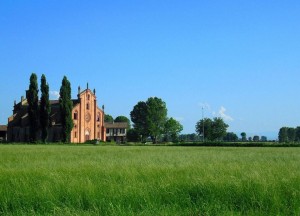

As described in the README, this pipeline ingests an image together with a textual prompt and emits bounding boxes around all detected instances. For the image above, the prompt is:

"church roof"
[8,99,80,128]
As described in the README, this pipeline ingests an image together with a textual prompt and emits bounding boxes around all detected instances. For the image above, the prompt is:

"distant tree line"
[26,73,73,143]
[278,127,300,143]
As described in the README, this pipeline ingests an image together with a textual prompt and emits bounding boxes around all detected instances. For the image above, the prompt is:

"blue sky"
[1,1,300,139]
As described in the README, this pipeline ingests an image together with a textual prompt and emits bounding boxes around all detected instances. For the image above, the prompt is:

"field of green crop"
[0,145,299,215]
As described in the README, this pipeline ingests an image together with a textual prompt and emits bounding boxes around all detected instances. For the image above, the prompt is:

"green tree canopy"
[196,117,228,141]
[114,116,131,129]
[278,127,288,143]
[195,118,213,141]
[104,114,114,123]
[130,97,168,143]
[126,128,140,142]
[295,127,300,141]
[224,132,238,142]
[146,97,168,143]
[212,117,229,141]
[27,73,39,142]
[59,76,73,143]
[287,127,296,142]
[40,74,51,143]
[164,118,183,142]
[253,135,260,142]
[130,101,150,141]
[241,132,247,141]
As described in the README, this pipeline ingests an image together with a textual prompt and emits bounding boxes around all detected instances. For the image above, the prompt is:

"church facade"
[7,85,106,143]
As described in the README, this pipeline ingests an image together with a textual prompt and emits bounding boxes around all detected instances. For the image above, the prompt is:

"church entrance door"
[85,130,90,142]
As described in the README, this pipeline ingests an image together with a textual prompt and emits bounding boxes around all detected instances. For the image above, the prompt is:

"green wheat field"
[0,145,299,215]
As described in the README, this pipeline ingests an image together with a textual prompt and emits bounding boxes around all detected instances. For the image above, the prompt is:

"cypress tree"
[59,76,73,142]
[40,74,51,143]
[27,73,39,142]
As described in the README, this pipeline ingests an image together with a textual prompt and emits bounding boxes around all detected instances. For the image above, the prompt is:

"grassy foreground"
[0,145,299,215]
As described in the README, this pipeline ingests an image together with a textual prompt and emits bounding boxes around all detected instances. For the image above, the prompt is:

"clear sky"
[1,1,300,139]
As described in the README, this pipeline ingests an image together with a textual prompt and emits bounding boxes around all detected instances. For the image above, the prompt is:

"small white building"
[105,122,128,143]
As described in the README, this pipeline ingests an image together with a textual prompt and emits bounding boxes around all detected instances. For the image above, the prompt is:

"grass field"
[0,145,299,215]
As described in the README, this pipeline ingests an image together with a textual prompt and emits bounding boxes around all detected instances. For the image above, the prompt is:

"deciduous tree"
[126,128,140,142]
[295,127,300,141]
[224,132,238,142]
[241,132,247,142]
[130,101,149,141]
[212,117,229,141]
[287,127,295,142]
[278,127,288,143]
[146,97,168,143]
[164,118,183,142]
[195,118,213,141]
[130,97,168,143]
[253,135,260,142]
[196,117,228,141]
[104,114,114,123]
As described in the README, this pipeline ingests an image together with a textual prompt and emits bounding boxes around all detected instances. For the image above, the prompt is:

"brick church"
[7,85,106,143]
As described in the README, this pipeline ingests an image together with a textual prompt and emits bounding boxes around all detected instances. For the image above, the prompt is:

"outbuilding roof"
[0,125,7,131]
[104,122,128,129]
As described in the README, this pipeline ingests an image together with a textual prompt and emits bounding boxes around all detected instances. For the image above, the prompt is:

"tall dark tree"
[295,127,300,142]
[130,101,149,141]
[27,73,39,142]
[253,135,260,142]
[224,132,238,142]
[241,132,247,142]
[146,97,168,143]
[287,127,296,142]
[40,74,51,143]
[126,128,140,142]
[278,127,288,143]
[261,136,268,142]
[59,76,73,143]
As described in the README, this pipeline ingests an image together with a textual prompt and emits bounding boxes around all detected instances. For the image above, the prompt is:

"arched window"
[74,111,78,120]
[86,103,90,110]
[97,113,101,122]
[87,94,90,101]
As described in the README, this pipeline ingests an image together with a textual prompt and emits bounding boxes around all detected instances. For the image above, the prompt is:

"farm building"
[0,125,7,141]
[105,122,128,143]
